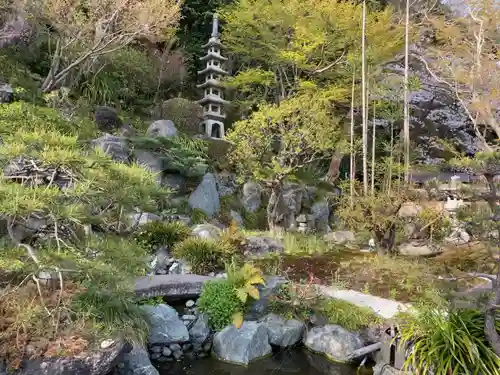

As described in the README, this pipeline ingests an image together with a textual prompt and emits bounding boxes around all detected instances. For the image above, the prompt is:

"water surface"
[156,348,361,375]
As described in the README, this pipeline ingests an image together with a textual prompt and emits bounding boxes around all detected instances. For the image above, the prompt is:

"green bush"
[172,237,235,274]
[133,221,191,252]
[197,280,244,330]
[71,286,150,343]
[76,47,161,112]
[399,308,500,375]
[159,98,203,134]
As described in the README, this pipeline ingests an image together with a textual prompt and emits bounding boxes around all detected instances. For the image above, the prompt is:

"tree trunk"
[361,0,368,196]
[371,99,376,195]
[350,67,356,206]
[403,0,411,183]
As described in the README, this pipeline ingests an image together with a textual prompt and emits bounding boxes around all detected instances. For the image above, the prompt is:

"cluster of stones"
[147,300,213,362]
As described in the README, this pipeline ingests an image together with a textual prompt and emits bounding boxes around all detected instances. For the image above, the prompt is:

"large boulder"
[188,173,220,217]
[141,304,189,345]
[94,106,123,133]
[242,181,262,213]
[323,231,355,245]
[135,150,163,184]
[260,313,304,347]
[91,134,130,163]
[115,343,158,375]
[311,199,331,234]
[398,241,442,256]
[0,339,128,375]
[213,321,272,365]
[243,236,284,257]
[397,202,422,218]
[146,120,178,138]
[304,325,363,363]
[191,223,221,240]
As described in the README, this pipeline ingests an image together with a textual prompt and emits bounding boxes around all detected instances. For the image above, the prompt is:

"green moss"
[241,207,268,230]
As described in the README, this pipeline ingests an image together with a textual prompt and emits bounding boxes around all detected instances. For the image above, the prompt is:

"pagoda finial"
[211,13,219,38]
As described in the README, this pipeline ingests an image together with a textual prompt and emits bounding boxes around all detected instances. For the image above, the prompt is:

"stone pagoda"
[196,13,229,139]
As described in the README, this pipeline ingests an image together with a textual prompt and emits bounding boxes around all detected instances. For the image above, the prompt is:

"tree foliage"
[16,0,181,93]
[220,0,404,108]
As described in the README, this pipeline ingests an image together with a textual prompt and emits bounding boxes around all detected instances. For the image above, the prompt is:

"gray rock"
[116,343,158,375]
[150,353,161,360]
[147,120,178,138]
[243,236,284,256]
[95,106,122,133]
[191,223,221,240]
[189,313,211,344]
[150,345,162,353]
[136,150,163,184]
[242,181,262,212]
[323,231,355,245]
[216,172,238,197]
[4,339,128,375]
[311,199,331,234]
[247,276,287,319]
[142,304,189,344]
[129,212,161,227]
[398,241,442,256]
[162,347,172,357]
[0,13,32,49]
[260,313,304,347]
[444,228,470,245]
[168,344,181,354]
[182,343,192,351]
[0,82,14,104]
[230,210,244,226]
[91,134,130,163]
[173,350,183,360]
[188,173,220,217]
[372,363,408,375]
[186,300,195,308]
[304,325,363,363]
[397,202,422,218]
[149,247,170,274]
[213,321,272,365]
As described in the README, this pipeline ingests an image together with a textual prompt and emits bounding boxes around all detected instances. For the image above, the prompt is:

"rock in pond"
[189,313,211,344]
[213,321,272,365]
[260,313,304,347]
[0,339,128,375]
[304,325,363,363]
[115,343,158,375]
[142,304,189,344]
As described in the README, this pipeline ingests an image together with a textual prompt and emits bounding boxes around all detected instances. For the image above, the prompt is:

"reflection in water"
[156,348,358,375]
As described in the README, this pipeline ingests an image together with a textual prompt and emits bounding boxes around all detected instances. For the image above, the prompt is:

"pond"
[156,348,363,375]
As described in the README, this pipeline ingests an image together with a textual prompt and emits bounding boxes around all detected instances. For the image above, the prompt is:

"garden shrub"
[159,97,203,134]
[133,220,191,252]
[172,237,235,274]
[399,308,500,375]
[197,280,244,331]
[0,103,165,369]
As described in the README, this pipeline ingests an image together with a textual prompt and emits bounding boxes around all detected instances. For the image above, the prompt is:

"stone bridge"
[134,274,217,299]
